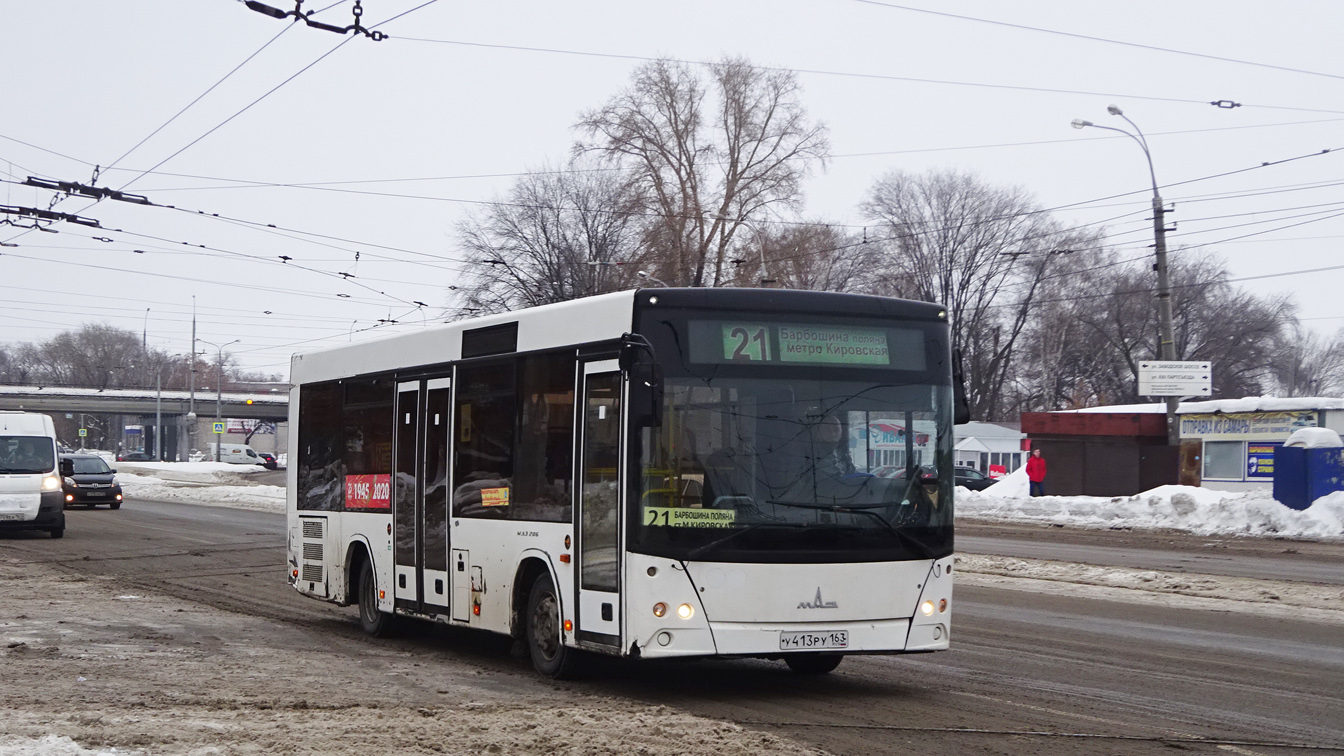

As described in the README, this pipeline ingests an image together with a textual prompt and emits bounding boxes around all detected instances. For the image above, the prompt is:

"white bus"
[287,288,959,677]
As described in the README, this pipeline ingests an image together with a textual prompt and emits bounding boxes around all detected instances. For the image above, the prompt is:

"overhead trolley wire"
[848,0,1344,83]
[393,36,1344,116]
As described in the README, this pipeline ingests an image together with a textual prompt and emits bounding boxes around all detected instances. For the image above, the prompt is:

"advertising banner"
[344,474,391,509]
[1179,411,1317,440]
[1246,442,1282,480]
[226,419,276,435]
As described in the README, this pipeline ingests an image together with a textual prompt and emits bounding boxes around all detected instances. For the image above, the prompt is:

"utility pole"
[1150,187,1180,445]
[187,297,197,458]
[1073,106,1180,445]
[199,338,239,462]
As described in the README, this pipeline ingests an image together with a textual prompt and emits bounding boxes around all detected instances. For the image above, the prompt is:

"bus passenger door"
[421,378,452,611]
[394,382,422,612]
[575,361,623,649]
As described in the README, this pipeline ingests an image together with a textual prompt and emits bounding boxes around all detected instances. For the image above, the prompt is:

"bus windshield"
[631,311,954,564]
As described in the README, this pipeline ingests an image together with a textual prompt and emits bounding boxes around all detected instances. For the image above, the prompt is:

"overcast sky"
[4,1,1342,377]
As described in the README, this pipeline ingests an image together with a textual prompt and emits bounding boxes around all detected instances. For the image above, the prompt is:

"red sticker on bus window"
[345,474,391,509]
[480,487,510,507]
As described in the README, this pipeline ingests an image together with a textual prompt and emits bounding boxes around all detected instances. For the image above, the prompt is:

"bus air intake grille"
[301,564,324,583]
[301,519,324,539]
[302,543,324,562]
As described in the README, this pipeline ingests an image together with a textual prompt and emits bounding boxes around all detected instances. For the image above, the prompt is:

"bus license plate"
[779,630,848,650]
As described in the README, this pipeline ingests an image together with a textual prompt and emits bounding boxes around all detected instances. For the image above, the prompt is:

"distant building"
[953,421,1027,477]
[1022,397,1344,495]
[1177,397,1344,492]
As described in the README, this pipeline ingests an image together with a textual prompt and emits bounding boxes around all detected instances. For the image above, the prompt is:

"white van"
[206,442,268,466]
[0,411,65,538]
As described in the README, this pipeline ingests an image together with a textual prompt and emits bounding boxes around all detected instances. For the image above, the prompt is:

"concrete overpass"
[0,385,289,459]
[0,385,288,420]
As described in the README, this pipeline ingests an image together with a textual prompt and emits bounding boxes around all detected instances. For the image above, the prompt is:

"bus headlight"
[676,603,694,620]
[43,476,62,490]
[920,600,935,616]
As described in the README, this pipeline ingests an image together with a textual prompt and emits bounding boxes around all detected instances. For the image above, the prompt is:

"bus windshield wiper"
[765,499,937,559]
[686,521,806,560]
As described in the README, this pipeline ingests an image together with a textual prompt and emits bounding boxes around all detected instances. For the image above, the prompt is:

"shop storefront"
[1179,399,1344,491]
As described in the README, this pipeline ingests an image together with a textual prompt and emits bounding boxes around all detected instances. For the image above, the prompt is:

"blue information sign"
[1246,442,1282,479]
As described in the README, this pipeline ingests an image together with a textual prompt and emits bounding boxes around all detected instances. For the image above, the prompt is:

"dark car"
[116,451,156,462]
[954,467,997,491]
[59,454,124,509]
[257,452,279,470]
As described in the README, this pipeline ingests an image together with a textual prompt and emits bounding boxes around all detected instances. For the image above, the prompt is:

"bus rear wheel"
[526,573,579,679]
[357,559,398,637]
[785,653,843,674]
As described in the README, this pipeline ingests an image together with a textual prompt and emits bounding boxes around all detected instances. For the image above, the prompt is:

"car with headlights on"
[59,454,124,509]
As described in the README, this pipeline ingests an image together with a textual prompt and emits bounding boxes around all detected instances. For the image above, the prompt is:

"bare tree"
[1029,252,1296,406]
[577,57,829,287]
[1272,325,1344,397]
[860,169,1102,420]
[719,223,877,292]
[453,159,646,315]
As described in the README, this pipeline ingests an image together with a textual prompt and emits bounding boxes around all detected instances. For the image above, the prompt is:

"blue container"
[1273,446,1344,510]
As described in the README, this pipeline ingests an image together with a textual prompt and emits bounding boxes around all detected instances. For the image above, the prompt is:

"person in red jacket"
[1025,448,1047,496]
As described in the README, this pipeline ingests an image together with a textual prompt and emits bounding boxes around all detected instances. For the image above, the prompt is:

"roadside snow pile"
[1284,427,1344,448]
[114,461,269,485]
[959,484,1344,539]
[116,463,284,513]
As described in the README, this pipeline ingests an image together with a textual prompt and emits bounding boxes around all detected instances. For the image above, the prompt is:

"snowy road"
[3,495,1340,755]
[958,521,1344,585]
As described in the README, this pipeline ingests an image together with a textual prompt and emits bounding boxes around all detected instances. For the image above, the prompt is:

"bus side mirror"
[953,348,971,425]
[60,458,74,476]
[621,333,663,428]
[629,363,664,428]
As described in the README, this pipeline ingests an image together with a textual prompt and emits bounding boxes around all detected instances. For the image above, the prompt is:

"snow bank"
[975,464,1029,498]
[115,460,268,485]
[117,471,285,512]
[959,484,1344,539]
[1284,427,1344,448]
[115,462,284,513]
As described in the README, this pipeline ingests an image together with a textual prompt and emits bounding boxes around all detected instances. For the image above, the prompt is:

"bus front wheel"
[357,559,398,637]
[785,653,843,674]
[526,573,579,679]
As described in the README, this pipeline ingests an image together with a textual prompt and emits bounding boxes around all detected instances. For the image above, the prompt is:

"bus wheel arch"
[510,557,554,642]
[524,570,580,679]
[343,540,372,607]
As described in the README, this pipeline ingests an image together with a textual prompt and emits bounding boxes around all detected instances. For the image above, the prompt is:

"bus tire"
[357,559,398,637]
[785,653,843,674]
[526,572,579,679]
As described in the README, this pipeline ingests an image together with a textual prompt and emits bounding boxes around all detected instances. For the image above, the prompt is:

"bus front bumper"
[634,617,949,659]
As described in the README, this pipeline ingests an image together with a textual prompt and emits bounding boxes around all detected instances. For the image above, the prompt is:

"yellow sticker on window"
[481,487,510,507]
[643,506,736,528]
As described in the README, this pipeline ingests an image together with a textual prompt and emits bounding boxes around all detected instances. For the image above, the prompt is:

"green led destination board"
[776,324,889,365]
[692,320,925,369]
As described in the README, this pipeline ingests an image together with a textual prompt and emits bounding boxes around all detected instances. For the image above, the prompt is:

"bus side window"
[512,353,576,523]
[453,360,516,519]
[297,381,343,511]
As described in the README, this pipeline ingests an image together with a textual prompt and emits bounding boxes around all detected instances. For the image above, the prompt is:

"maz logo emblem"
[798,587,838,609]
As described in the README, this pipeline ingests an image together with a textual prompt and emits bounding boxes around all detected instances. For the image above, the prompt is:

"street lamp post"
[1073,106,1180,446]
[198,339,240,461]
